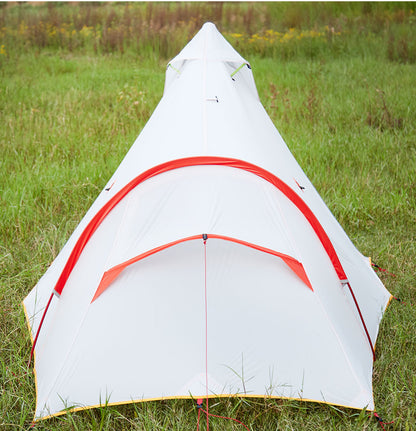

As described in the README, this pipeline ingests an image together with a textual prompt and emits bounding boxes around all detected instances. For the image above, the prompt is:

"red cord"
[200,408,251,431]
[197,406,201,431]
[371,262,396,277]
[373,412,394,430]
[28,292,54,367]
[346,282,376,361]
[393,296,415,307]
[203,239,209,431]
[198,237,250,431]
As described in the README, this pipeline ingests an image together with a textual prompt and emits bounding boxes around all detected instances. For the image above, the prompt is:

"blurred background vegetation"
[1,2,415,430]
[0,1,415,62]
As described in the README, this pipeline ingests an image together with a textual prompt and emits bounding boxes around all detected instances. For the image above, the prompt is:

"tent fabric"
[91,232,313,303]
[24,22,391,421]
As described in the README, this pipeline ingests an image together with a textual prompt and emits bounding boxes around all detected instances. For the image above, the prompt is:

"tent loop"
[231,62,249,79]
[294,179,306,191]
[105,181,114,192]
[167,63,181,75]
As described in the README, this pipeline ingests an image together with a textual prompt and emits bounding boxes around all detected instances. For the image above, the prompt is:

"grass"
[1,2,415,430]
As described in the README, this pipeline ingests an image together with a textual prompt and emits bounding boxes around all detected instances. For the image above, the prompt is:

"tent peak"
[164,22,252,95]
[199,22,223,39]
[167,21,247,65]
[201,21,217,31]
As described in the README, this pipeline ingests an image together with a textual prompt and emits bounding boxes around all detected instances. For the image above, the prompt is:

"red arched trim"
[53,156,346,297]
[30,157,354,364]
[91,233,313,302]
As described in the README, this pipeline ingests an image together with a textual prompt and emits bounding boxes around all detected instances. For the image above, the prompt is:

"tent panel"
[34,240,373,419]
[204,239,373,408]
[28,161,376,408]
[92,234,312,302]
[24,22,390,421]
[102,165,303,270]
[35,241,205,418]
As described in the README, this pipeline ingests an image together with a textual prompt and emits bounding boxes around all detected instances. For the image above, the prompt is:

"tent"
[24,22,391,421]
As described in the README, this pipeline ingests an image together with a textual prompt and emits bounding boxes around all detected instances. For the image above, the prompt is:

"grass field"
[1,2,415,430]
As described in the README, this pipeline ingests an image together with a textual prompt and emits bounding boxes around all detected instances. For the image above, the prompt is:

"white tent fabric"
[24,23,391,421]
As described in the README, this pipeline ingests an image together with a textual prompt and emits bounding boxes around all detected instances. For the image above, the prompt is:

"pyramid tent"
[24,23,391,421]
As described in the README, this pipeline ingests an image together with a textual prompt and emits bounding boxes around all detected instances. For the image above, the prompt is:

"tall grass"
[1,2,415,430]
[1,2,415,61]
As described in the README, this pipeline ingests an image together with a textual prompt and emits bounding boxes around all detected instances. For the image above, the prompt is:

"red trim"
[91,235,200,302]
[209,234,313,289]
[31,156,357,359]
[55,156,345,297]
[28,292,54,365]
[91,234,313,302]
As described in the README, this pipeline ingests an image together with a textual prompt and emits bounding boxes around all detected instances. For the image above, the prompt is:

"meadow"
[1,2,415,430]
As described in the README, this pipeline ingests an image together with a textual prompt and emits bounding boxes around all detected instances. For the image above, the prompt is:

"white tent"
[24,23,391,421]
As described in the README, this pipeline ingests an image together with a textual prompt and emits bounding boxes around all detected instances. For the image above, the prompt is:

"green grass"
[1,2,415,430]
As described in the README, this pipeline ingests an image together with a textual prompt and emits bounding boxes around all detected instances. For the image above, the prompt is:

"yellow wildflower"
[80,25,93,38]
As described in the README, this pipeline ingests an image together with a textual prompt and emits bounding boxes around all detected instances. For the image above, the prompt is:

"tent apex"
[201,22,217,30]
[167,21,246,65]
